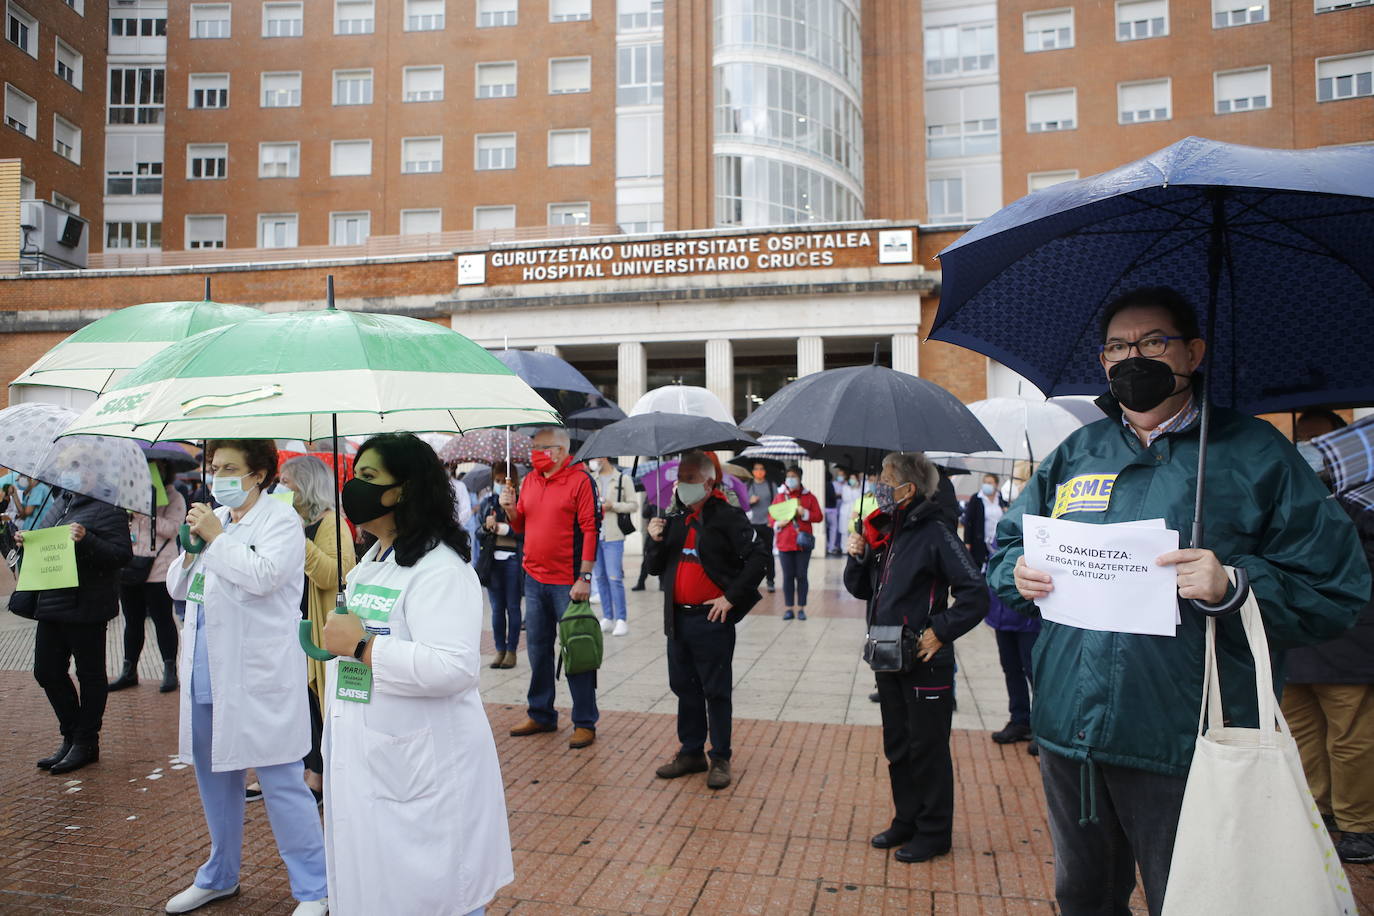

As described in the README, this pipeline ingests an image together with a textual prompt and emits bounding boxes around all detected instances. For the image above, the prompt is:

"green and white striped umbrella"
[10,296,263,395]
[61,307,560,441]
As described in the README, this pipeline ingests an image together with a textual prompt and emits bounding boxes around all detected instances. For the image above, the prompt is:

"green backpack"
[557,600,604,677]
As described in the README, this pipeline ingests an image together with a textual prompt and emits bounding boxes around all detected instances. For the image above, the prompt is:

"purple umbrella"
[642,459,749,509]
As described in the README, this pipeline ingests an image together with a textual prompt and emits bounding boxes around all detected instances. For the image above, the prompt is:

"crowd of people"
[3,287,1372,914]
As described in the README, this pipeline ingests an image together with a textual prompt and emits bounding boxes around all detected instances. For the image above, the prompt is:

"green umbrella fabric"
[10,299,263,395]
[61,308,560,441]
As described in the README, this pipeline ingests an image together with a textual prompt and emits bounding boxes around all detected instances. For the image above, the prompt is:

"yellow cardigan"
[305,510,356,709]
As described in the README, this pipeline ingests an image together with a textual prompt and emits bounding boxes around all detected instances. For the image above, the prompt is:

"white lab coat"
[323,540,513,916]
[166,494,308,772]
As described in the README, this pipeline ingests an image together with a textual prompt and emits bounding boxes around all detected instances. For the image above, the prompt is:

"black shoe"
[894,838,951,863]
[991,721,1032,744]
[37,741,73,769]
[160,660,179,693]
[1337,831,1374,864]
[767,584,775,593]
[108,661,138,691]
[797,609,807,621]
[871,827,914,849]
[245,784,263,801]
[782,610,794,621]
[1028,741,1040,757]
[48,743,99,775]
[655,752,708,779]
[631,584,646,592]
[868,691,881,703]
[1322,813,1338,832]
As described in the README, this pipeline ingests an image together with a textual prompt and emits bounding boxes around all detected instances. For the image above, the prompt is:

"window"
[334,70,373,106]
[617,0,662,30]
[1118,78,1171,122]
[925,84,1000,157]
[1318,54,1374,101]
[330,211,370,245]
[51,192,78,213]
[336,0,374,33]
[61,0,81,13]
[402,136,442,173]
[106,135,162,194]
[477,0,517,28]
[548,129,590,166]
[1028,170,1078,192]
[617,43,663,104]
[403,66,443,102]
[190,3,230,38]
[109,67,165,124]
[184,215,225,250]
[1117,0,1167,40]
[925,23,996,78]
[549,57,591,94]
[259,141,300,177]
[616,111,663,178]
[258,213,297,248]
[928,176,963,223]
[190,73,229,109]
[1317,0,1372,10]
[476,62,516,98]
[1212,0,1266,25]
[261,72,301,107]
[1215,67,1270,113]
[55,39,82,89]
[405,0,443,29]
[1024,8,1073,51]
[7,3,36,57]
[616,185,663,234]
[548,202,590,226]
[110,15,166,51]
[108,221,162,249]
[4,84,36,138]
[263,2,303,37]
[331,139,372,176]
[475,133,515,170]
[550,0,590,20]
[19,175,33,199]
[474,205,515,229]
[52,115,79,162]
[187,143,228,180]
[400,209,442,234]
[1026,88,1077,132]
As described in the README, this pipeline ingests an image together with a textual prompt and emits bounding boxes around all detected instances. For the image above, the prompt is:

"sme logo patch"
[1051,474,1118,518]
[349,584,402,621]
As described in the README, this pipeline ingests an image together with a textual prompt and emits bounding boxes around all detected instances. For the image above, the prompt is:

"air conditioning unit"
[18,200,88,270]
[20,201,42,232]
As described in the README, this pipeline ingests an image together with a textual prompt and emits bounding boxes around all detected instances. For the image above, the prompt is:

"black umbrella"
[576,412,757,460]
[494,349,619,422]
[140,443,200,473]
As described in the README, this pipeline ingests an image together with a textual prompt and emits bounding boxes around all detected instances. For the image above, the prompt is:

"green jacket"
[988,399,1370,776]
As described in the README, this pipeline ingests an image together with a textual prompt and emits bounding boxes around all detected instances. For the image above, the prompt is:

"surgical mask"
[531,450,558,474]
[211,474,254,509]
[848,477,858,486]
[676,481,709,506]
[342,477,395,525]
[785,477,800,490]
[980,482,996,497]
[492,482,504,497]
[1108,357,1190,413]
[588,459,602,473]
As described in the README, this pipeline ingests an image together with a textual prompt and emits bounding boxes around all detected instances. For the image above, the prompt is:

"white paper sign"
[1022,514,1180,637]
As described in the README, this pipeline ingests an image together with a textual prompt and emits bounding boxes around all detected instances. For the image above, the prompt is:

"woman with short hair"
[769,465,821,620]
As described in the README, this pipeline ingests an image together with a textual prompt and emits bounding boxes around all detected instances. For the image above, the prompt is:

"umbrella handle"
[1188,567,1249,618]
[299,620,337,661]
[179,523,206,554]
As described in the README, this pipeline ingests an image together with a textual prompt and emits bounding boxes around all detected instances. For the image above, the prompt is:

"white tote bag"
[1162,572,1356,916]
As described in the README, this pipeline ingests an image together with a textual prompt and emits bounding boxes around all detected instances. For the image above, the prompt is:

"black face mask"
[341,477,396,525]
[1108,357,1191,413]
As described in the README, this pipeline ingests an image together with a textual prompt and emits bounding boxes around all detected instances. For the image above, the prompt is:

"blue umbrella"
[931,137,1374,615]
[493,349,622,426]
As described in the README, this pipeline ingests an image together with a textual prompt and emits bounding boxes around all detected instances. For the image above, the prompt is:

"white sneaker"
[292,899,328,916]
[600,617,614,633]
[613,619,629,637]
[166,883,239,914]
[590,594,602,604]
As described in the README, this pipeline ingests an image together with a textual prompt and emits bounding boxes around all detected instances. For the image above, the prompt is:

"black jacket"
[962,491,1009,568]
[645,494,769,638]
[1285,499,1374,684]
[843,496,989,658]
[18,495,131,625]
[934,471,961,532]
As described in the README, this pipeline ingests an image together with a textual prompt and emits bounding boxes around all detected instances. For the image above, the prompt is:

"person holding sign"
[163,440,328,916]
[769,466,821,620]
[319,434,513,916]
[14,493,132,775]
[989,288,1369,916]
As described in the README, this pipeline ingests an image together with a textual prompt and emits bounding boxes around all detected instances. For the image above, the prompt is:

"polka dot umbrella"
[0,402,152,515]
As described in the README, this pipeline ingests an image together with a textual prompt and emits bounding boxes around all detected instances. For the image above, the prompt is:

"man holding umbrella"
[992,287,1369,914]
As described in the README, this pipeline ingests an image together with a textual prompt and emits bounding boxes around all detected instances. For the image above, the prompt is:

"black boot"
[159,659,179,693]
[49,743,99,775]
[37,740,73,769]
[108,660,138,691]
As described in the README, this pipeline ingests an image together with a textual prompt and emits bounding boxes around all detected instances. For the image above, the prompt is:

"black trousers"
[667,609,736,761]
[304,686,324,773]
[34,619,109,744]
[118,580,179,664]
[876,660,955,841]
[751,524,775,586]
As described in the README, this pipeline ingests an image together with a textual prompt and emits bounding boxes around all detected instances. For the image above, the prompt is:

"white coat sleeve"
[165,550,193,600]
[370,561,481,699]
[201,507,305,598]
[453,482,473,526]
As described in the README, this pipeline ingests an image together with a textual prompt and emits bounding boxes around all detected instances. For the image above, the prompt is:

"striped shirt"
[1124,398,1201,446]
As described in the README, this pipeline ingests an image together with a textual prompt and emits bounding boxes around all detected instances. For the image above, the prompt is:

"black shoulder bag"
[861,538,918,673]
[615,474,636,536]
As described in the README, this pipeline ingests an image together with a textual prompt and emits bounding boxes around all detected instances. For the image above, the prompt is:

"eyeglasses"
[1100,335,1188,362]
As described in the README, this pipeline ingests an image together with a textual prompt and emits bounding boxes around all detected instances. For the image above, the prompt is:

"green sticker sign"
[336,658,372,704]
[349,584,402,622]
[187,571,206,605]
[16,526,78,592]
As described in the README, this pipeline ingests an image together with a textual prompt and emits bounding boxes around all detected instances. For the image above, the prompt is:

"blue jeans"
[487,556,523,652]
[593,539,627,622]
[523,574,599,730]
[995,629,1038,725]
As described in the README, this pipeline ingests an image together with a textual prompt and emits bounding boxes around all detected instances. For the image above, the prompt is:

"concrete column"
[795,336,825,530]
[705,338,735,422]
[534,344,561,357]
[617,341,647,412]
[892,332,920,376]
[796,336,824,377]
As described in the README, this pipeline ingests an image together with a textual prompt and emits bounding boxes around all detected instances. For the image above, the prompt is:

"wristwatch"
[352,633,374,660]
[580,572,593,582]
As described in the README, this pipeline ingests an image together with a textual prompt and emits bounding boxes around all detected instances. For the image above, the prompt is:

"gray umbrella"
[0,403,152,514]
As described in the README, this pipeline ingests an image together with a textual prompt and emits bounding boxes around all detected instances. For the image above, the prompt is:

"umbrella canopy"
[0,403,152,514]
[440,428,534,465]
[1310,415,1374,494]
[140,443,200,473]
[736,435,809,462]
[565,398,629,432]
[929,398,1086,475]
[1048,396,1107,426]
[493,349,619,423]
[641,458,751,508]
[576,412,756,460]
[931,137,1374,415]
[630,386,734,423]
[62,307,559,441]
[11,293,262,395]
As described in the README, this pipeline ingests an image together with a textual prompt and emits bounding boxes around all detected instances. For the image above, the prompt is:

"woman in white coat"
[321,433,513,916]
[165,439,328,916]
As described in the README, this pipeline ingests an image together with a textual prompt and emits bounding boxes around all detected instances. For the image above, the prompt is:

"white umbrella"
[0,403,153,514]
[931,397,1085,477]
[630,385,733,423]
